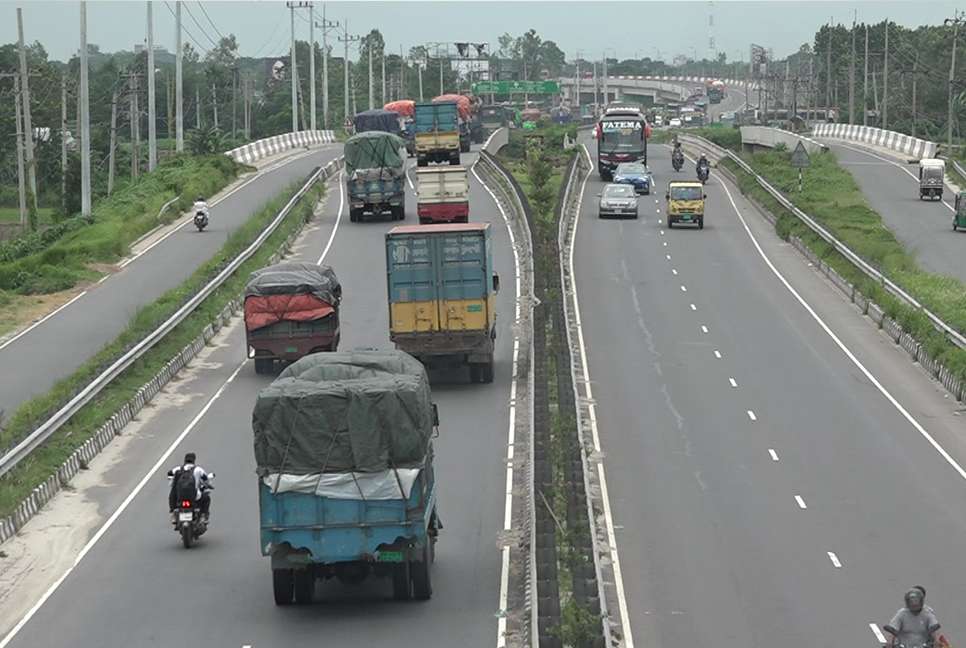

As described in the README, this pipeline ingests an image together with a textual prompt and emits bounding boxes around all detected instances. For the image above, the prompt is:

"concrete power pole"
[147,1,157,171]
[849,11,856,124]
[382,47,387,105]
[883,19,889,130]
[826,18,833,110]
[14,77,27,228]
[945,11,965,149]
[61,71,67,213]
[340,23,361,122]
[80,1,91,216]
[603,54,608,105]
[290,3,298,132]
[309,3,316,131]
[108,89,118,195]
[318,8,339,129]
[863,24,869,126]
[176,1,183,151]
[368,41,374,110]
[17,8,37,206]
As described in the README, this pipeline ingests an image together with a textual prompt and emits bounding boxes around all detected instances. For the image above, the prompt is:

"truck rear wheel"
[410,545,433,600]
[481,360,494,384]
[273,569,294,605]
[391,562,412,600]
[293,568,314,604]
[469,363,481,383]
[254,358,273,374]
[417,157,428,167]
[698,217,704,230]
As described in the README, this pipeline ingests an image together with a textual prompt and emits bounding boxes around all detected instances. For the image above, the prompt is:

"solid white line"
[795,495,807,509]
[0,291,86,351]
[833,141,955,211]
[718,175,966,488]
[316,171,345,265]
[471,157,523,648]
[827,551,842,568]
[729,378,737,387]
[572,145,635,648]
[691,303,697,311]
[701,325,708,333]
[769,448,779,461]
[870,624,887,644]
[714,350,722,358]
[0,360,247,648]
[748,410,757,421]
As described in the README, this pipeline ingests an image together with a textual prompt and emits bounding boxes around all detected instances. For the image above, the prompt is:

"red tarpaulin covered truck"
[416,166,470,224]
[243,262,342,374]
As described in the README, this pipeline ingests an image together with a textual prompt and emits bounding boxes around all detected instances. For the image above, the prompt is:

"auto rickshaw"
[919,159,945,200]
[954,192,966,231]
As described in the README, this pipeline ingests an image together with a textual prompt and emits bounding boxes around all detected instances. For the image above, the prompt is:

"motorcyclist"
[168,452,213,523]
[192,195,209,223]
[883,587,941,648]
[697,154,710,178]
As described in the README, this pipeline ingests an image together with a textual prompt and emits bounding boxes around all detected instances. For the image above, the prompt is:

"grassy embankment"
[0,178,325,518]
[0,154,252,339]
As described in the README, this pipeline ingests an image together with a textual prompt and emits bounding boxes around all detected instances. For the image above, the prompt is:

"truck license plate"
[285,346,298,353]
[377,551,404,563]
[179,512,193,522]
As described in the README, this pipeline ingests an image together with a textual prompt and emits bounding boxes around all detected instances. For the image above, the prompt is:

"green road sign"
[472,80,560,94]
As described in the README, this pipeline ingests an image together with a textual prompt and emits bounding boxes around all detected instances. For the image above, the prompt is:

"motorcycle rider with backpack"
[168,452,213,524]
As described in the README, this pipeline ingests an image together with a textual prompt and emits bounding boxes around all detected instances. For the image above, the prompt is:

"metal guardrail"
[0,159,343,479]
[156,195,182,220]
[678,133,966,350]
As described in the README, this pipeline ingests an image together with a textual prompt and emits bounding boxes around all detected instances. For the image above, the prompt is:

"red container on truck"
[416,166,470,224]
[243,262,342,374]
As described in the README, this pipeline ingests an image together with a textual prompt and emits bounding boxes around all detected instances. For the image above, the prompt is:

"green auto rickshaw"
[954,192,966,231]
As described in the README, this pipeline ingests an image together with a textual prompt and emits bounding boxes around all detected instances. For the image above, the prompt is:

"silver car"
[598,183,639,219]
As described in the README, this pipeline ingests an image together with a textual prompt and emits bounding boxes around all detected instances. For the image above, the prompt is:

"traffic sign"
[471,80,560,95]
[344,116,353,128]
[789,141,811,168]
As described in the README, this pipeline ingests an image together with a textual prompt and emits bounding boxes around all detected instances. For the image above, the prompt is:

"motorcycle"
[171,472,215,548]
[194,208,209,232]
[697,164,710,184]
[672,151,684,172]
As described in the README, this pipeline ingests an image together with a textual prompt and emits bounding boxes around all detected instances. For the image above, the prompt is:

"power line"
[182,1,219,49]
[250,10,286,58]
[196,2,224,42]
[162,1,209,55]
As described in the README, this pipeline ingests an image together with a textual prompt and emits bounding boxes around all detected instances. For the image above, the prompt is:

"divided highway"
[573,134,966,648]
[0,144,344,417]
[822,141,966,284]
[0,149,516,648]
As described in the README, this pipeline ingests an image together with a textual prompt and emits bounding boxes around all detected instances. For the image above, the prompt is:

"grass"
[0,153,253,296]
[0,178,325,518]
[718,152,966,380]
[0,287,81,340]
[0,207,56,226]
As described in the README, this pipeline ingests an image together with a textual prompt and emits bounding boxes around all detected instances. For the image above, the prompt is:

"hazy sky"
[0,1,959,65]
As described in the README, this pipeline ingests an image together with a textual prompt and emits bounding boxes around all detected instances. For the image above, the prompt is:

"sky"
[0,1,960,66]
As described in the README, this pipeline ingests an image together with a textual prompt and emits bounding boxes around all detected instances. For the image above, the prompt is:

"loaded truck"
[383,100,417,157]
[344,130,407,222]
[416,166,470,224]
[479,106,506,135]
[708,80,725,104]
[385,222,499,383]
[243,262,342,374]
[433,94,472,152]
[254,348,442,604]
[414,100,461,167]
[353,108,401,135]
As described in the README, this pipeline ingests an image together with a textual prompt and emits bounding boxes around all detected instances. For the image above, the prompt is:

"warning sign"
[789,141,811,168]
[344,116,353,128]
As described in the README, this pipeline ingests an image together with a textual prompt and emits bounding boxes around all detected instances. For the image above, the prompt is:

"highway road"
[573,133,966,648]
[0,143,345,418]
[821,141,966,284]
[0,148,519,648]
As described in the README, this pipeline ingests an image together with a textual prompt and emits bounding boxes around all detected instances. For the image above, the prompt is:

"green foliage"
[187,121,227,156]
[690,128,742,151]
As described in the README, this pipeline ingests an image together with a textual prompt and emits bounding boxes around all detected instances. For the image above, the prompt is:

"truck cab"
[665,181,707,229]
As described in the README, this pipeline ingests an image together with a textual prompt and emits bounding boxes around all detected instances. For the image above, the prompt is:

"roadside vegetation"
[0,177,325,518]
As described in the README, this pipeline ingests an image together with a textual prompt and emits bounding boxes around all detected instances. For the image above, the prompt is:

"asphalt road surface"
[574,133,966,648]
[822,141,966,283]
[0,148,518,648]
[0,144,344,417]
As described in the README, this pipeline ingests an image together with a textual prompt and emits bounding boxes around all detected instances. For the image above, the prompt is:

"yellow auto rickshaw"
[919,159,945,200]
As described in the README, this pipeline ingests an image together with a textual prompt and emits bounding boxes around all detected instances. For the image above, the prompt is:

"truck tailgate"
[416,167,470,204]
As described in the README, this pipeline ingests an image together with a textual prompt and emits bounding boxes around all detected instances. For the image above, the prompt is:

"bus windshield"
[600,126,644,154]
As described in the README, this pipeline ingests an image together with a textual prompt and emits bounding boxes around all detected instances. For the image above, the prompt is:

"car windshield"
[604,185,636,198]
[618,164,646,175]
[670,186,703,201]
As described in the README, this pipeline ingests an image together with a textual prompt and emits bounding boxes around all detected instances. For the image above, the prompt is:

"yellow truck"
[414,100,461,167]
[665,181,707,229]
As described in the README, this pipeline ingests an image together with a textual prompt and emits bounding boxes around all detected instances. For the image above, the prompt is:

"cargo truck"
[254,348,442,604]
[353,108,401,135]
[385,223,499,383]
[415,100,461,167]
[416,167,470,224]
[433,94,473,153]
[243,262,342,374]
[344,130,408,222]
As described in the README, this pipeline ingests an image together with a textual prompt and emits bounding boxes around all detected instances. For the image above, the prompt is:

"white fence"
[740,126,829,155]
[811,123,937,160]
[226,130,338,165]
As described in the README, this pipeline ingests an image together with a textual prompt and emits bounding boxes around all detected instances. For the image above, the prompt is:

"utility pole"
[232,68,238,138]
[211,82,218,128]
[195,85,201,128]
[79,1,91,216]
[108,89,118,195]
[61,71,67,213]
[308,2,316,131]
[126,73,139,181]
[912,52,920,138]
[883,18,889,130]
[603,54,608,105]
[945,11,965,149]
[382,46,386,105]
[291,3,298,131]
[147,1,157,172]
[17,9,37,205]
[575,50,582,110]
[176,0,183,151]
[339,23,359,122]
[369,40,374,109]
[317,8,339,129]
[849,10,856,124]
[166,73,173,140]
[826,17,833,110]
[14,77,27,228]
[863,23,869,126]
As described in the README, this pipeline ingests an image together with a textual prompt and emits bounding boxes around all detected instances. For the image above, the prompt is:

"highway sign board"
[472,80,560,94]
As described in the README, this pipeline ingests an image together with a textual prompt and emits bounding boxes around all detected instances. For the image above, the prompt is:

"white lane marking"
[571,144,635,648]
[701,325,708,333]
[316,171,345,265]
[471,157,524,648]
[666,254,671,260]
[663,241,667,246]
[0,291,86,351]
[871,624,887,644]
[661,230,665,235]
[769,448,779,461]
[714,350,722,358]
[680,285,687,292]
[729,378,737,387]
[406,164,416,190]
[690,304,697,311]
[97,275,109,284]
[718,175,966,490]
[795,495,807,509]
[834,141,955,211]
[747,410,757,421]
[827,551,842,568]
[672,269,678,275]
[0,360,247,648]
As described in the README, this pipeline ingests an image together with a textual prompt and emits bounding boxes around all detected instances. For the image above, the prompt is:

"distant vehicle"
[708,80,725,104]
[597,183,639,219]
[613,162,652,195]
[596,106,649,181]
[669,118,682,127]
[666,181,707,229]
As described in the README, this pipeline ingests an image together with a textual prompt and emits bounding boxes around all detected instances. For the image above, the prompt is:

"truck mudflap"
[417,202,469,224]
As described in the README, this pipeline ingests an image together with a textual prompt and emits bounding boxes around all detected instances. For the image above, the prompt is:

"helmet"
[197,195,205,202]
[904,588,924,613]
[184,452,197,464]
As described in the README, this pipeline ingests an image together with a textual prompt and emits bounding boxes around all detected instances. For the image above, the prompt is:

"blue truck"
[344,130,408,222]
[254,348,442,604]
[414,100,461,167]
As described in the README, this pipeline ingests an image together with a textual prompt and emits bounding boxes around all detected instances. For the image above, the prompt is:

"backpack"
[175,467,197,503]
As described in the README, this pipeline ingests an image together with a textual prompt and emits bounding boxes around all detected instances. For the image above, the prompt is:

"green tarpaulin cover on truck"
[343,130,406,176]
[252,348,435,476]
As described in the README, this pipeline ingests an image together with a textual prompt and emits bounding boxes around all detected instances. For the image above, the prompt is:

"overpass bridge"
[558,75,759,113]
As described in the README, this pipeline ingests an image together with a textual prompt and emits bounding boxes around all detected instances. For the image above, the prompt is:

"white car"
[669,118,682,127]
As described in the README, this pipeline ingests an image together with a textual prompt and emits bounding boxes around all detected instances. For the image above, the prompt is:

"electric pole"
[212,82,218,128]
[80,1,91,216]
[308,2,316,131]
[232,68,237,138]
[849,11,856,124]
[195,85,200,128]
[13,76,27,228]
[368,39,374,109]
[382,45,387,105]
[945,11,965,149]
[61,71,67,213]
[108,89,118,195]
[176,0,183,151]
[17,8,37,206]
[826,17,833,110]
[147,1,157,171]
[418,53,424,101]
[911,52,920,138]
[289,2,298,132]
[863,23,869,126]
[317,8,339,129]
[124,72,140,181]
[340,22,361,123]
[883,18,889,130]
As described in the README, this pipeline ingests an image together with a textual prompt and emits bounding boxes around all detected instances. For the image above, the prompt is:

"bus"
[596,106,649,181]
